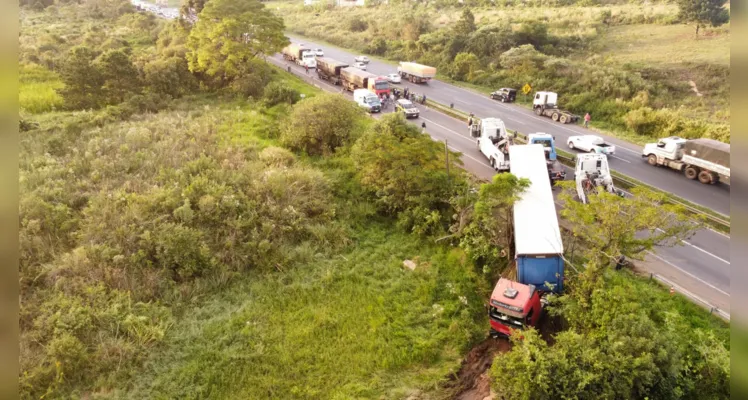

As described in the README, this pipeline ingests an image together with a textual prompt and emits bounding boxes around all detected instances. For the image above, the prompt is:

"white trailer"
[642,137,730,185]
[574,153,622,204]
[472,117,511,172]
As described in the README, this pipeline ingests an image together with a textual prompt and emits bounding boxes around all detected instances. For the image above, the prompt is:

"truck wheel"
[560,115,568,124]
[552,113,559,121]
[534,107,543,116]
[698,170,715,184]
[684,166,699,180]
[568,141,575,150]
[647,154,657,166]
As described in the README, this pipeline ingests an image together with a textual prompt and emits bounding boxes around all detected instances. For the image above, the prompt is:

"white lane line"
[454,98,471,104]
[447,145,493,169]
[609,154,631,163]
[646,251,730,297]
[653,228,729,265]
[419,117,475,144]
[504,116,526,125]
[708,228,731,239]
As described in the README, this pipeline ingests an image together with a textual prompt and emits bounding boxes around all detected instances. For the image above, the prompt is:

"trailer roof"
[684,139,730,168]
[316,57,348,68]
[510,144,564,256]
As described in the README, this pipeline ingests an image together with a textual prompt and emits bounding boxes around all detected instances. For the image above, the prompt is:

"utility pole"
[445,139,450,186]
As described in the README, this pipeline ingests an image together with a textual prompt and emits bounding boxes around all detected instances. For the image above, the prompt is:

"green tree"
[95,49,141,104]
[448,52,481,81]
[57,46,104,109]
[454,8,476,36]
[677,0,730,35]
[281,94,363,156]
[186,0,287,84]
[180,0,209,19]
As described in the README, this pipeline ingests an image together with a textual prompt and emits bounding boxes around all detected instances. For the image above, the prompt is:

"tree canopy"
[677,0,730,34]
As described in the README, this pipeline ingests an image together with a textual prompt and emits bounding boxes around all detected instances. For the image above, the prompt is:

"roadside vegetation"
[274,0,730,144]
[19,0,728,399]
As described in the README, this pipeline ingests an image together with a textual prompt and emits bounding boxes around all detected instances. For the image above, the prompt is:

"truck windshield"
[375,81,389,90]
[365,96,380,105]
[303,53,314,59]
[534,139,552,148]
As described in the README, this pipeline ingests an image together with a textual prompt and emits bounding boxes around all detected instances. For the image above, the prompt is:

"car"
[490,88,517,103]
[353,62,367,70]
[314,48,324,56]
[396,99,419,119]
[567,135,616,155]
[354,55,370,64]
[386,73,401,84]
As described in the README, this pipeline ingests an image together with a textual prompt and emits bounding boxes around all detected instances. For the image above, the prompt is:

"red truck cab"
[368,76,391,96]
[488,278,544,338]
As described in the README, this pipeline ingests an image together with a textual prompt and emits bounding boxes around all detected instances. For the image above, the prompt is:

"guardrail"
[647,272,730,321]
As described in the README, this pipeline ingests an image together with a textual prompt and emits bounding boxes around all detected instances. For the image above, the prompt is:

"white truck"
[574,153,622,204]
[353,89,382,113]
[642,137,730,185]
[533,91,579,124]
[281,43,317,68]
[397,62,436,84]
[567,135,616,155]
[471,117,511,172]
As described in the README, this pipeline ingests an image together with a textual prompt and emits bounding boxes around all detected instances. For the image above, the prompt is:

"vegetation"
[677,0,730,35]
[275,0,731,143]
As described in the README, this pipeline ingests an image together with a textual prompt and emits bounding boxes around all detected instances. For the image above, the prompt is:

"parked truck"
[574,153,623,204]
[316,57,349,85]
[532,91,579,124]
[472,117,512,172]
[526,133,566,184]
[642,137,730,185]
[340,67,390,96]
[510,144,565,293]
[397,62,436,84]
[282,43,317,68]
[488,278,547,338]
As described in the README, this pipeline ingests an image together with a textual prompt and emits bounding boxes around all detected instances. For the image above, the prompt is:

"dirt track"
[444,337,511,400]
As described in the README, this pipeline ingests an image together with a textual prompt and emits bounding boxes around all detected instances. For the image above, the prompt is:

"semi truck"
[574,153,623,204]
[532,91,579,124]
[281,43,317,68]
[316,57,349,85]
[509,144,565,293]
[472,117,511,172]
[526,133,566,183]
[340,67,390,96]
[642,137,730,185]
[397,62,436,84]
[488,278,546,338]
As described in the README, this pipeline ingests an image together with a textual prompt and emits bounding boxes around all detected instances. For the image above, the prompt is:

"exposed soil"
[442,337,511,400]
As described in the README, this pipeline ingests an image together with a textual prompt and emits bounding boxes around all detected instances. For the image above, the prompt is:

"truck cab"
[488,278,545,338]
[368,76,391,96]
[353,89,381,113]
[643,136,686,164]
[474,117,511,172]
[527,133,566,183]
[300,50,317,68]
[574,153,622,204]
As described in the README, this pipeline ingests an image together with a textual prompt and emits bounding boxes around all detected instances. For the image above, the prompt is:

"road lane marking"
[419,117,475,144]
[646,251,730,297]
[653,227,729,265]
[504,117,526,125]
[609,155,631,163]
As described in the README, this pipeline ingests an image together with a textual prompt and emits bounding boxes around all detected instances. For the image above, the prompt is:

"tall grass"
[19,63,64,114]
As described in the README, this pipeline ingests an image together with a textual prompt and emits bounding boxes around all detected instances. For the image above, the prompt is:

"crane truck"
[488,278,547,338]
[397,62,436,84]
[574,153,623,204]
[533,91,579,124]
[282,43,317,68]
[526,133,566,184]
[509,144,565,293]
[316,57,349,85]
[642,137,730,185]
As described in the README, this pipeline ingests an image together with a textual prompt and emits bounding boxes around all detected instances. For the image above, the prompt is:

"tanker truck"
[397,62,436,84]
[316,57,349,85]
[282,43,317,68]
[642,137,730,185]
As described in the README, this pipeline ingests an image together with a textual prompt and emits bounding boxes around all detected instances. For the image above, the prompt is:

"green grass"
[119,225,486,399]
[19,63,64,114]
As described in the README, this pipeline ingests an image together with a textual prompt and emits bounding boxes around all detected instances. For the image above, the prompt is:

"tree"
[180,0,209,20]
[281,94,363,156]
[448,52,481,81]
[186,0,288,84]
[57,46,104,110]
[557,183,700,267]
[95,49,142,104]
[454,8,476,36]
[677,0,730,35]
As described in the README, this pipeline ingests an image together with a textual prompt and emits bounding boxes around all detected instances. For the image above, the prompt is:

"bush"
[263,81,299,106]
[348,16,368,32]
[280,93,364,156]
[259,146,296,167]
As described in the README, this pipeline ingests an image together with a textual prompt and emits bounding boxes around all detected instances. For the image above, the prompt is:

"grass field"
[19,63,64,114]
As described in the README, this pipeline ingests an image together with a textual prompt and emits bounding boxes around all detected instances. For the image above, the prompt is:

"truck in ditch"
[472,117,511,172]
[488,278,547,338]
[532,91,579,124]
[526,133,566,184]
[510,144,565,293]
[397,62,436,84]
[642,137,730,185]
[340,67,390,96]
[315,57,349,85]
[281,43,317,68]
[574,153,623,204]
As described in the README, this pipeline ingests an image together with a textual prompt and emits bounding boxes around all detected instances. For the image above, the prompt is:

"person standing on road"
[305,65,309,75]
[584,113,591,128]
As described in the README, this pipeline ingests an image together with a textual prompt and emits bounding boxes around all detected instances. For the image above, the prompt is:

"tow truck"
[574,153,624,204]
[526,133,566,183]
[471,117,511,172]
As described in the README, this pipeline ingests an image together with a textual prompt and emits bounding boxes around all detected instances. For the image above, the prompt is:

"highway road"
[287,35,731,217]
[269,53,730,315]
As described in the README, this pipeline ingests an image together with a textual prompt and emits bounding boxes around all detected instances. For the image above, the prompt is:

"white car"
[386,73,401,84]
[354,55,370,64]
[567,135,616,155]
[396,99,419,119]
[314,48,324,56]
[353,62,367,70]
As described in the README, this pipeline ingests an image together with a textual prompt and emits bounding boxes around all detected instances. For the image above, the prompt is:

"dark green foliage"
[263,81,300,106]
[95,49,142,104]
[677,0,730,34]
[453,8,476,36]
[57,46,104,109]
[348,16,368,32]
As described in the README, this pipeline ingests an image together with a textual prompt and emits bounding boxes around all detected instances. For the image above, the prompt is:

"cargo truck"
[340,67,390,96]
[281,43,317,68]
[397,62,436,84]
[532,91,579,124]
[642,137,730,185]
[526,133,566,183]
[510,144,565,293]
[316,57,349,85]
[488,278,547,338]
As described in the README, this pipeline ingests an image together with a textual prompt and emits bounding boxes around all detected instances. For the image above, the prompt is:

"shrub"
[263,81,299,106]
[348,16,368,32]
[259,146,296,167]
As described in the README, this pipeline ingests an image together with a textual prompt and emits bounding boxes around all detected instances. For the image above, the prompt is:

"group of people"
[390,88,427,104]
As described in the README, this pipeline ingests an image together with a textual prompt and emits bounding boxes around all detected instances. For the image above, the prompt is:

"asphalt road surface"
[269,54,730,315]
[288,35,730,217]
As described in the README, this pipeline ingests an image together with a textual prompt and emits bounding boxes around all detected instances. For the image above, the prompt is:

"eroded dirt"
[442,337,511,400]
